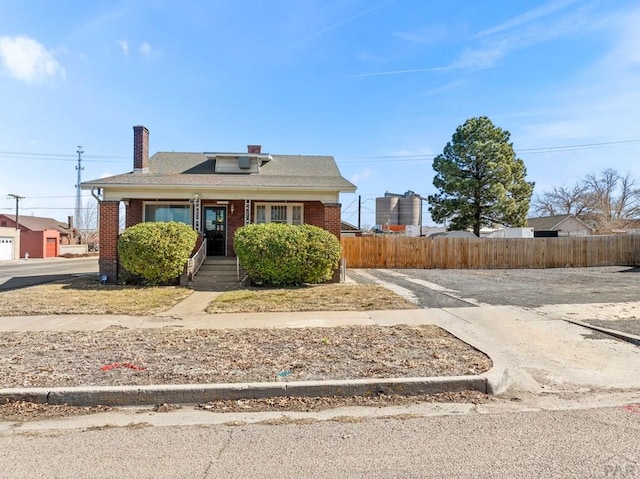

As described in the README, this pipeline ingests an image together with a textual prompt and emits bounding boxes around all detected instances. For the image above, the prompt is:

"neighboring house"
[81,125,356,282]
[0,227,20,260]
[480,227,534,238]
[614,219,640,235]
[0,214,80,258]
[341,221,363,237]
[527,214,594,237]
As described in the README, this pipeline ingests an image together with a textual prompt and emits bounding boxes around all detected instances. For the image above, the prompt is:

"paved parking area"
[348,266,640,308]
[349,266,640,344]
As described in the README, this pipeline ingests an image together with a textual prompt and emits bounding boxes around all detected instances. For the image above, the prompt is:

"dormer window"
[208,154,270,174]
[238,156,251,169]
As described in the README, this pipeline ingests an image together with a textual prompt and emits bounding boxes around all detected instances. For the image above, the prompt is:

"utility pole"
[357,195,361,230]
[75,146,84,229]
[7,193,24,230]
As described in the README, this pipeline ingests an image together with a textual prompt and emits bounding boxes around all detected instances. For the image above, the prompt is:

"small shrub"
[234,223,341,286]
[118,222,197,285]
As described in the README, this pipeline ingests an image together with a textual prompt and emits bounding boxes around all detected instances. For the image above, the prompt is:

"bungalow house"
[81,126,356,283]
[0,214,80,258]
[527,214,594,237]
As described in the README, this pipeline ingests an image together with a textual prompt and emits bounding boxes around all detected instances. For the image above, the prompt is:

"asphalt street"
[0,257,98,291]
[1,405,638,478]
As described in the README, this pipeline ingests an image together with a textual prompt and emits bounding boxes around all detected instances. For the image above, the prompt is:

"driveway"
[0,257,98,291]
[348,266,640,338]
[348,266,640,308]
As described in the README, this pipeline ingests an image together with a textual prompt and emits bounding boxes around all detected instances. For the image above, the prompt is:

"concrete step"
[188,255,246,291]
[203,257,237,264]
[191,279,242,291]
[196,266,238,276]
[195,275,240,282]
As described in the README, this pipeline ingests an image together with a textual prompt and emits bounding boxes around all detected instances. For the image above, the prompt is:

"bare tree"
[532,182,593,217]
[533,169,640,232]
[582,169,640,231]
[77,200,99,247]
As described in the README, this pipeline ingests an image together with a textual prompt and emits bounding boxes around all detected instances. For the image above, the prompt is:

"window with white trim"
[255,203,303,225]
[144,203,192,225]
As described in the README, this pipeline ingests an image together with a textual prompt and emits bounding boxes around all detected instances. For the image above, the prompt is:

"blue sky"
[1,0,639,228]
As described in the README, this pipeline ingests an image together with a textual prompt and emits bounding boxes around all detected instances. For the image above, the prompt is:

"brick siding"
[125,199,143,228]
[98,201,119,282]
[323,203,342,239]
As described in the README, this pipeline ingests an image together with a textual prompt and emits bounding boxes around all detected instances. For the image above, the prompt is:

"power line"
[7,194,24,230]
[0,151,128,163]
[1,138,639,165]
[336,139,640,163]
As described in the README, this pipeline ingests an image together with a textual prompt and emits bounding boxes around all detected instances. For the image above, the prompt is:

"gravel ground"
[0,325,491,388]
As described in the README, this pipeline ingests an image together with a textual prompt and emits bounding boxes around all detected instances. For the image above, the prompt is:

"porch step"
[189,256,247,291]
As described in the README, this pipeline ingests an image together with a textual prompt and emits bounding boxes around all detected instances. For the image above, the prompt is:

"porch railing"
[186,238,207,281]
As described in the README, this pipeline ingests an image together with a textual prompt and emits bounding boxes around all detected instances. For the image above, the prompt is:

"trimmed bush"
[118,221,198,284]
[234,223,341,286]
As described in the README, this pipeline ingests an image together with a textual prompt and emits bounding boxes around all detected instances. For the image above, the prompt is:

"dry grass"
[0,278,415,317]
[0,276,192,316]
[207,284,418,313]
[0,325,491,388]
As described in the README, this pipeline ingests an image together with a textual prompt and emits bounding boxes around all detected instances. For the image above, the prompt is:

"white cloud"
[139,42,152,60]
[453,8,589,71]
[118,40,129,56]
[0,35,65,83]
[393,25,449,45]
[476,0,581,37]
[350,168,373,185]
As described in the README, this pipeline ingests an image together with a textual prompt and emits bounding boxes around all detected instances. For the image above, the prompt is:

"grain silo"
[376,196,399,225]
[398,194,421,226]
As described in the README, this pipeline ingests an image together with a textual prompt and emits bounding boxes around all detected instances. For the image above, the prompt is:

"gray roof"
[82,152,356,192]
[526,214,591,231]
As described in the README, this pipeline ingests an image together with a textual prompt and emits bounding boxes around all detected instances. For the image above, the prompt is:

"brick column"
[99,201,120,283]
[125,199,143,229]
[323,203,342,282]
[323,203,342,239]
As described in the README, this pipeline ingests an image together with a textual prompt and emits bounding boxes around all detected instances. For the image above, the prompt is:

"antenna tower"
[75,146,84,225]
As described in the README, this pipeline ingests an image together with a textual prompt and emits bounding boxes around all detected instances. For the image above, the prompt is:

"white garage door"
[0,237,13,260]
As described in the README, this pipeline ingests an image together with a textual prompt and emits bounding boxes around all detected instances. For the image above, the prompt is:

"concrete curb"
[563,318,640,346]
[481,360,510,395]
[0,363,507,407]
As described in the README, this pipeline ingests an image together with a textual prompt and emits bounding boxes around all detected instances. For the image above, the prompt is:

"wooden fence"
[341,235,640,269]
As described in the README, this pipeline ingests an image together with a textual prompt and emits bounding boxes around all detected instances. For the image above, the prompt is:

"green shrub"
[234,223,341,286]
[118,221,198,285]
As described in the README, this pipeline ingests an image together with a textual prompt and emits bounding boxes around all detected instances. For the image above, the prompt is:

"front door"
[204,206,226,256]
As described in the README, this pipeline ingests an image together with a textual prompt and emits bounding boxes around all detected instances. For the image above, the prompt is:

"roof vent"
[238,156,251,169]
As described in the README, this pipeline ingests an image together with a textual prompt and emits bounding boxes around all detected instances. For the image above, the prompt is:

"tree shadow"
[0,274,82,292]
[618,266,640,273]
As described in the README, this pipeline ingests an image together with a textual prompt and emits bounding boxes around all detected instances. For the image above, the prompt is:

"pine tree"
[428,116,534,236]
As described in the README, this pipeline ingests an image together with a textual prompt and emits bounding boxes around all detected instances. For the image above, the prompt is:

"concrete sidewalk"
[1,292,639,406]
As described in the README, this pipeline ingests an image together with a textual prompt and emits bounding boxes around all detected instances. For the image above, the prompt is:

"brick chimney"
[247,144,261,154]
[133,125,149,172]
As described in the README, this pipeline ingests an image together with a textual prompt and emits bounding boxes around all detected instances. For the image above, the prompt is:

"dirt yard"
[0,325,490,388]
